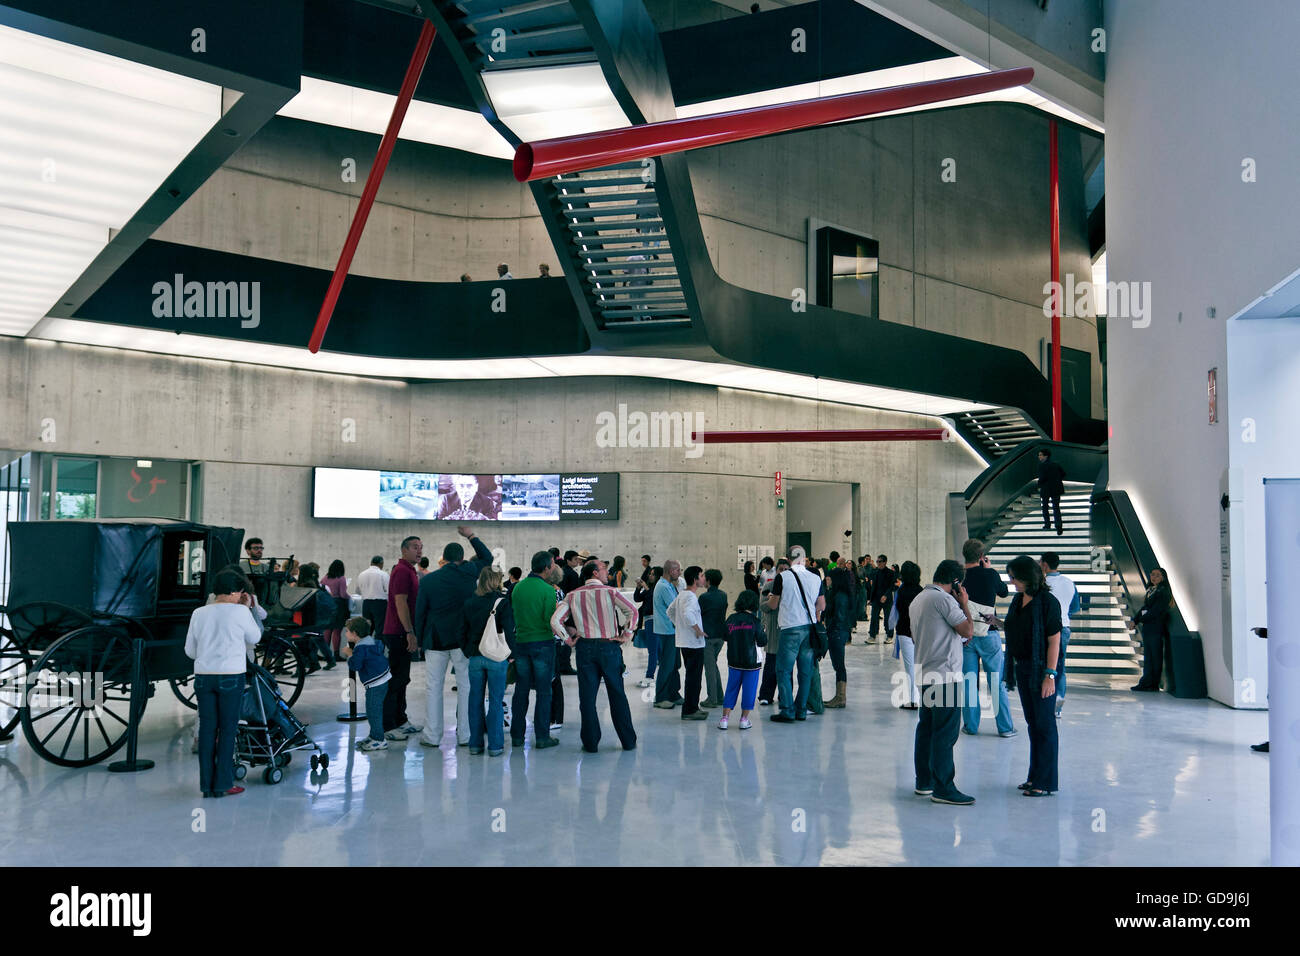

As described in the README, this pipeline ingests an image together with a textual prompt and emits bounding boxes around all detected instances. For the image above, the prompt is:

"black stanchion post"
[337,667,367,722]
[109,637,154,773]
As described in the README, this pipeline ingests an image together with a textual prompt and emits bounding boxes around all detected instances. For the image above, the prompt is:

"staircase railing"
[961,440,1108,541]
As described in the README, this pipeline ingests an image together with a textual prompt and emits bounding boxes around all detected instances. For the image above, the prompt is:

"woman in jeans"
[1003,555,1063,796]
[893,561,923,709]
[462,567,516,755]
[185,567,262,798]
[634,566,661,688]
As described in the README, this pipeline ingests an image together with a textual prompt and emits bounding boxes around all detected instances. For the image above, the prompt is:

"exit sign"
[776,497,785,509]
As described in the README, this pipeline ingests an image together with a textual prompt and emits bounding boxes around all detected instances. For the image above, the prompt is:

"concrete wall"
[0,336,984,585]
[1104,0,1300,705]
[685,103,1104,417]
[152,117,556,283]
[785,480,852,558]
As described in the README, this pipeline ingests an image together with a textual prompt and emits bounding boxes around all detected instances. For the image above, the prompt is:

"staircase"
[440,0,597,71]
[983,482,1140,685]
[545,163,691,327]
[951,408,1045,461]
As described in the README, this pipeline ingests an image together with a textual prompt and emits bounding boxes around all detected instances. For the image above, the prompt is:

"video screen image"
[377,473,558,521]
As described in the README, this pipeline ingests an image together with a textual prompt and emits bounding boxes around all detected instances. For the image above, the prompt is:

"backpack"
[479,597,510,662]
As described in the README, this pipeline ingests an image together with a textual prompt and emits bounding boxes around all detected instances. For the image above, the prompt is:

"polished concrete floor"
[0,630,1270,866]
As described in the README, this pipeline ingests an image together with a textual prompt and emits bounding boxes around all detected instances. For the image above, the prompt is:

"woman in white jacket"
[668,565,709,721]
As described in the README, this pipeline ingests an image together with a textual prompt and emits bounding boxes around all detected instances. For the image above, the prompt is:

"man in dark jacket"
[414,526,493,747]
[1037,448,1067,535]
[868,554,896,644]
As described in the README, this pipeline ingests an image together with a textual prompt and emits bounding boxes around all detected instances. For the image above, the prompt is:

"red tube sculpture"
[691,428,949,444]
[514,67,1033,182]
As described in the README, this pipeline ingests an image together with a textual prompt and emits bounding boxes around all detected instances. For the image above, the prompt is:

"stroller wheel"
[274,752,291,768]
[319,752,328,769]
[310,753,320,771]
[233,763,247,781]
[264,766,283,785]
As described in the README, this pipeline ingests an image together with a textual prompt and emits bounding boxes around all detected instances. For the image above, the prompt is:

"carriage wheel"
[255,635,307,707]
[0,628,33,738]
[5,602,93,649]
[20,625,139,767]
[168,675,198,710]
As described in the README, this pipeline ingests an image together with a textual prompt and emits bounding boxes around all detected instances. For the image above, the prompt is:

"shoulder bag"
[478,597,510,662]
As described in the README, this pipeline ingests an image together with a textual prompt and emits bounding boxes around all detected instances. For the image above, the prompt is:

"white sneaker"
[717,716,729,730]
[549,722,563,733]
[739,717,753,730]
[384,729,409,741]
[399,722,422,735]
[358,738,389,752]
[418,734,441,747]
[636,678,652,688]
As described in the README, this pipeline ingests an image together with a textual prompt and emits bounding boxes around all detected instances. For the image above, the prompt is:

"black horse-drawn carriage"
[0,519,310,767]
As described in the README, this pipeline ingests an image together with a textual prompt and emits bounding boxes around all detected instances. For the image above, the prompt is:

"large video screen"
[313,469,618,521]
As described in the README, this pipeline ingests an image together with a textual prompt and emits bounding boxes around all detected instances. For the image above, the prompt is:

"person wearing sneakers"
[719,589,766,730]
[652,560,684,709]
[767,546,824,723]
[185,567,262,799]
[668,565,709,720]
[910,559,976,806]
[509,550,562,750]
[341,616,390,752]
[381,535,423,741]
[1040,552,1080,717]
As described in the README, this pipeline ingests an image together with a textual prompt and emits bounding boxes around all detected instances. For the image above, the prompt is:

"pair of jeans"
[511,641,555,744]
[961,632,1014,734]
[426,647,471,745]
[897,635,919,705]
[654,630,681,703]
[195,673,243,794]
[758,608,780,700]
[870,596,894,639]
[914,681,962,797]
[1057,627,1070,700]
[468,655,508,752]
[642,619,659,678]
[1015,661,1059,791]
[1040,492,1062,533]
[364,683,387,741]
[382,633,412,731]
[575,640,637,751]
[724,668,761,711]
[776,626,813,719]
[703,637,725,702]
[679,646,705,715]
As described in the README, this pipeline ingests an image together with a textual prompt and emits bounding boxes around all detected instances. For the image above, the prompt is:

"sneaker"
[637,678,653,688]
[885,635,894,644]
[682,710,708,721]
[700,698,722,709]
[758,698,772,706]
[739,718,752,730]
[223,786,245,797]
[866,637,878,645]
[535,737,560,750]
[931,791,975,806]
[417,734,440,747]
[398,722,422,735]
[770,714,795,724]
[549,722,563,733]
[358,738,388,752]
[468,747,484,755]
[1251,741,1270,753]
[914,786,933,796]
[384,729,409,741]
[961,727,976,735]
[1055,700,1064,718]
[998,730,1018,738]
[653,700,676,709]
[717,716,729,730]
[488,749,504,757]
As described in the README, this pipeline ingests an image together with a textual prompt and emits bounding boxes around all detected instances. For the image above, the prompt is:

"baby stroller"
[233,661,327,785]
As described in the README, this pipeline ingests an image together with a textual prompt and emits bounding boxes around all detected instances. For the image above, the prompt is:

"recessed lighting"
[136,459,153,468]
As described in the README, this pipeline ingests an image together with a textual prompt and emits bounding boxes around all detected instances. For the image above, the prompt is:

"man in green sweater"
[509,550,561,749]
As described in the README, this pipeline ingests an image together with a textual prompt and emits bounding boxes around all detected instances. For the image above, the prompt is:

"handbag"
[787,568,828,655]
[478,597,511,662]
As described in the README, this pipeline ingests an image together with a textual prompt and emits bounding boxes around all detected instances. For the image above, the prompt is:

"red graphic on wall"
[126,468,168,504]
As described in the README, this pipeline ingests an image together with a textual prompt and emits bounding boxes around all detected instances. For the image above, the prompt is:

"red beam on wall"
[308,19,437,354]
[691,428,948,444]
[1049,118,1062,441]
[513,67,1034,182]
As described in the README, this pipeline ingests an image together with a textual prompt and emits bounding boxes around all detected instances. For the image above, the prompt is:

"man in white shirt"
[356,555,389,641]
[668,566,709,720]
[766,546,825,723]
[909,559,976,806]
[1041,552,1080,718]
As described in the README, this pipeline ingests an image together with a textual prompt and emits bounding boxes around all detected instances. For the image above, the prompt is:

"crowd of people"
[187,529,1106,807]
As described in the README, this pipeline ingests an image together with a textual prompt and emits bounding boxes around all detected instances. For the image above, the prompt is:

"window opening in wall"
[52,457,98,520]
[814,225,879,319]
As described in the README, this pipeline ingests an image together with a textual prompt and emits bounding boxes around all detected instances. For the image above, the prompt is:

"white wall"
[1104,0,1300,705]
[785,481,853,559]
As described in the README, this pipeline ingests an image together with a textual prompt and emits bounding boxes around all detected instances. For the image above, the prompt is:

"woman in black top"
[1003,555,1063,796]
[633,566,662,688]
[610,555,628,589]
[743,560,760,595]
[1130,567,1172,692]
[892,561,923,709]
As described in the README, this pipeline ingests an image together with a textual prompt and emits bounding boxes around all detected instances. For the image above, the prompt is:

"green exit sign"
[776,497,785,509]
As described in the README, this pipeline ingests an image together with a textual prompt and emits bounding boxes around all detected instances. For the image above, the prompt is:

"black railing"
[962,440,1107,540]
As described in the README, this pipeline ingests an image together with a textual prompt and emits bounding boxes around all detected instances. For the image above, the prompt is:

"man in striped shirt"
[551,560,640,752]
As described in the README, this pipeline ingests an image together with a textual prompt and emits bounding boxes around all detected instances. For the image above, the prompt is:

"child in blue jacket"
[341,616,390,751]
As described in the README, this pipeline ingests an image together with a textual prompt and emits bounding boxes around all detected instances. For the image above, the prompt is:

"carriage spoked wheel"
[254,634,307,707]
[20,624,139,767]
[0,627,33,739]
[168,675,198,710]
[5,602,93,651]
